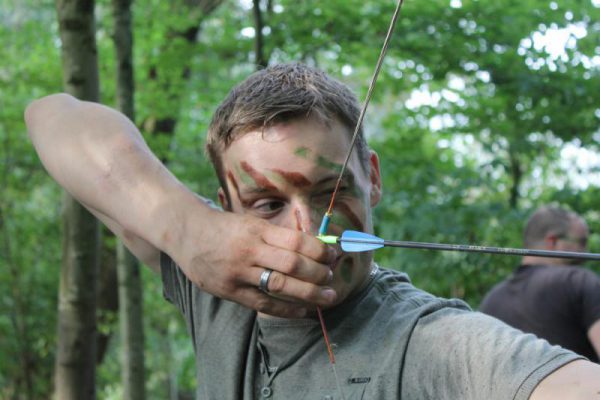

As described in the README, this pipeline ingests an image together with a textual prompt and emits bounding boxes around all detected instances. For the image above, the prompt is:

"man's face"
[218,117,382,308]
[556,218,589,264]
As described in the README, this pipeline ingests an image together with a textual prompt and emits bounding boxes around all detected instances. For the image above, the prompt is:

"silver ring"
[258,269,273,293]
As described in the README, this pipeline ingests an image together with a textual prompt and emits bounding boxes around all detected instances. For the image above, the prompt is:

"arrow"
[317,230,600,261]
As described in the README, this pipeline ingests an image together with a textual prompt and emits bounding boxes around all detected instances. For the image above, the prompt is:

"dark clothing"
[480,264,600,362]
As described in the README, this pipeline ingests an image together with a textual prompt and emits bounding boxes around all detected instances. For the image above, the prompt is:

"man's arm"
[530,359,600,399]
[25,93,338,317]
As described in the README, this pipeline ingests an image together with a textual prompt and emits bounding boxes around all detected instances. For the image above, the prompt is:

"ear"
[217,187,231,211]
[544,233,558,250]
[368,150,382,207]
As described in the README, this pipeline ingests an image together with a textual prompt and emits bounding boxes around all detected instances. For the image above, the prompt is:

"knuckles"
[254,297,273,314]
[266,271,287,293]
[279,253,301,275]
[235,244,256,259]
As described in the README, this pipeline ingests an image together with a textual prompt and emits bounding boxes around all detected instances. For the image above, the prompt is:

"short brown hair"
[206,63,369,192]
[523,205,580,248]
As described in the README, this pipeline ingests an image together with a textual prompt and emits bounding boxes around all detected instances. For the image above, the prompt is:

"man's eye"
[253,200,284,215]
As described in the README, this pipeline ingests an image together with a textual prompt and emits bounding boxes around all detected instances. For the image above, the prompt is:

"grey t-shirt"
[161,254,581,400]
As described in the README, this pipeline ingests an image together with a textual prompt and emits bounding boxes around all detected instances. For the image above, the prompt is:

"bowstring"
[316,2,406,399]
[325,0,405,217]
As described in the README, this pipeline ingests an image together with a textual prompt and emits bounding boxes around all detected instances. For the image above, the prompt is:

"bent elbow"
[24,93,75,137]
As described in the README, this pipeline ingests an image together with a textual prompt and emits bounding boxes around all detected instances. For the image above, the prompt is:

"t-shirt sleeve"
[160,251,185,308]
[401,308,583,400]
[160,250,229,346]
[160,194,221,313]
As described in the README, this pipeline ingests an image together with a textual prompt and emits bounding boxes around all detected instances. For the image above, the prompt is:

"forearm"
[529,359,600,399]
[24,93,211,258]
[25,94,337,317]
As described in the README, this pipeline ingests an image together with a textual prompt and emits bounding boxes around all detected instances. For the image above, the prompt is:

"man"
[26,64,600,399]
[481,205,600,362]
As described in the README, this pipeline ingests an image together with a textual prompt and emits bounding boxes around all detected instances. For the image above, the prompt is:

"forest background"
[1,0,599,398]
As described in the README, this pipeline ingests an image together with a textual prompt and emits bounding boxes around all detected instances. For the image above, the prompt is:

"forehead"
[222,118,355,174]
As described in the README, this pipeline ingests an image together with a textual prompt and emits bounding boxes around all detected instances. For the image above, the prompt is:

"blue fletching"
[340,230,384,252]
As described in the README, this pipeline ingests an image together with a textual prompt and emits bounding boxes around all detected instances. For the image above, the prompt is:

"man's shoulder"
[554,264,599,277]
[484,264,594,290]
[479,275,513,307]
[371,266,471,314]
[533,264,600,286]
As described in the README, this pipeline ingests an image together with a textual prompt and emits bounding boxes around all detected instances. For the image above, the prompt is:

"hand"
[25,94,337,318]
[169,204,339,318]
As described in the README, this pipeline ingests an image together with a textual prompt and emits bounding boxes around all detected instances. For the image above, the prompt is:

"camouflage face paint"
[333,202,364,231]
[225,170,242,208]
[294,208,305,232]
[270,169,311,187]
[316,155,343,174]
[263,170,286,187]
[340,258,353,283]
[226,170,252,208]
[240,161,277,191]
[339,173,366,201]
[293,146,343,174]
[294,146,310,159]
[234,164,255,187]
[226,170,239,198]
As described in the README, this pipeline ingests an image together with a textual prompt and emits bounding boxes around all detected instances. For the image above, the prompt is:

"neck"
[521,256,564,266]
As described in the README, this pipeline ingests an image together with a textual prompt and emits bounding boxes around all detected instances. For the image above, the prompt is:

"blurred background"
[1,0,599,398]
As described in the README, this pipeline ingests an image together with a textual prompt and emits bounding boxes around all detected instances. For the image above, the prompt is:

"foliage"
[1,0,598,398]
[1,1,63,398]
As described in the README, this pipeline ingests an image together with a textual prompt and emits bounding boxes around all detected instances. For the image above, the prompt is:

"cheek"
[339,258,353,283]
[330,201,365,231]
[329,180,369,231]
[336,253,371,288]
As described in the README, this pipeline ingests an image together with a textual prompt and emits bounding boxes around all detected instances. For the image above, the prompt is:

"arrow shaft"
[338,237,600,261]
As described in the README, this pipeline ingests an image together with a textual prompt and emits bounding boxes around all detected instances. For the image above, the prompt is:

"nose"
[289,201,319,234]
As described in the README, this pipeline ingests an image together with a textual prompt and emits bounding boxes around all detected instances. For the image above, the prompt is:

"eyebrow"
[238,186,273,196]
[269,169,312,188]
[312,171,357,192]
[237,169,357,196]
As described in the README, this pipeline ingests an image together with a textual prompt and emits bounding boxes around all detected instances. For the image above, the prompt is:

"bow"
[314,1,406,399]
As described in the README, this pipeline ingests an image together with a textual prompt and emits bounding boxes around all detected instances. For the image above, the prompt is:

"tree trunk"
[140,0,224,158]
[508,147,522,210]
[112,0,146,398]
[253,0,266,69]
[117,245,145,400]
[54,1,101,399]
[113,0,135,119]
[96,241,119,365]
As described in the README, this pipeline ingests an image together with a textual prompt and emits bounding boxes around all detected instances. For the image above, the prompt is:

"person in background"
[480,205,600,362]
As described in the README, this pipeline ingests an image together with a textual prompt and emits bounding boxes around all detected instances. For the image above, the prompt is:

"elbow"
[24,93,76,137]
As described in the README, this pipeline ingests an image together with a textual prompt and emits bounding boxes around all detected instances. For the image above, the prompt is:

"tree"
[112,0,146,398]
[252,0,266,68]
[2,1,598,396]
[54,0,101,398]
